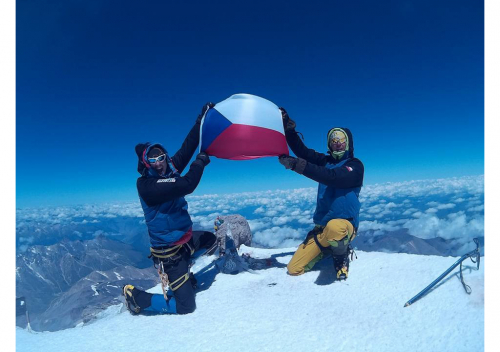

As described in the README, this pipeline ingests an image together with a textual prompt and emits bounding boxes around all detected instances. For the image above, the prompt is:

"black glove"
[279,155,307,174]
[279,107,296,132]
[279,155,297,170]
[197,102,215,124]
[195,152,211,166]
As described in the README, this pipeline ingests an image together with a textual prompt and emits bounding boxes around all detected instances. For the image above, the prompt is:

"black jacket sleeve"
[285,130,328,166]
[301,158,364,188]
[171,122,201,174]
[137,160,206,206]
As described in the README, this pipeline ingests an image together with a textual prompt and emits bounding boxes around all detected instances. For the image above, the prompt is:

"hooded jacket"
[135,122,206,248]
[285,127,364,229]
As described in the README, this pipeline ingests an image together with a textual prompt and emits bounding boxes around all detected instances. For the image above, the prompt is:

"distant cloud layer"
[17,175,484,252]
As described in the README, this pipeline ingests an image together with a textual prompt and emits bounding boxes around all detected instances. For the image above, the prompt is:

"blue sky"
[16,0,484,208]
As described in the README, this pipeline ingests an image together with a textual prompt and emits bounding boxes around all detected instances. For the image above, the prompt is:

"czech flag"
[200,94,289,160]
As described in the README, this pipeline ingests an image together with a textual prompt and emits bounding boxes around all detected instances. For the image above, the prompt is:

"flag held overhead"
[200,94,289,160]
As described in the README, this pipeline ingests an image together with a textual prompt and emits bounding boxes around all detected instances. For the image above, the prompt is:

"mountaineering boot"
[332,252,349,281]
[123,285,142,315]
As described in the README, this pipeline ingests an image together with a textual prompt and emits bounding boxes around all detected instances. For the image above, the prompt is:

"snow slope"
[16,246,484,352]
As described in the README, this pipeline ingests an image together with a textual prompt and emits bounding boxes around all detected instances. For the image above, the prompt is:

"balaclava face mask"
[327,128,349,160]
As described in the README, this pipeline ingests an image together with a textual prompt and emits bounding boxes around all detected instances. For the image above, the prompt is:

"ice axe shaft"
[404,238,480,307]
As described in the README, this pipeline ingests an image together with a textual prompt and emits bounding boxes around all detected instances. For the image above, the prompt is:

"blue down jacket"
[135,122,207,248]
[285,127,364,229]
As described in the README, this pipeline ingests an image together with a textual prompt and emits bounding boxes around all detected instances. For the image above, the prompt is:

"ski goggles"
[147,154,166,164]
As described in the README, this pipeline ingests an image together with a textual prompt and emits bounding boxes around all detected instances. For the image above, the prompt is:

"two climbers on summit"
[123,103,364,315]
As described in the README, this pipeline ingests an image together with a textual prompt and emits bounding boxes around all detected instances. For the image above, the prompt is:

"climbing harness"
[150,242,196,297]
[157,261,191,301]
[150,244,183,260]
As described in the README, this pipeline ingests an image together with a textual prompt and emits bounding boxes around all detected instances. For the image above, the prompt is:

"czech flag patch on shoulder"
[346,166,353,172]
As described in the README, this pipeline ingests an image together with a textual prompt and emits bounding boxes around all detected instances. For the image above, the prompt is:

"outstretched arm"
[280,108,327,166]
[171,103,214,173]
[302,158,364,188]
[279,156,364,189]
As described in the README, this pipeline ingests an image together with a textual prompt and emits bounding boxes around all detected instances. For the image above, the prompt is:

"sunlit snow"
[16,246,484,352]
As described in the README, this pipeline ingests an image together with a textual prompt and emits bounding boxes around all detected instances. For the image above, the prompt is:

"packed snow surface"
[16,246,484,352]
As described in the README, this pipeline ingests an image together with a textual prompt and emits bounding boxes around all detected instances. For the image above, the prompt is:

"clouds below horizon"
[16,175,484,252]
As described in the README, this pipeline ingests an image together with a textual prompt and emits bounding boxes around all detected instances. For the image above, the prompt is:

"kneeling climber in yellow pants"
[277,107,364,279]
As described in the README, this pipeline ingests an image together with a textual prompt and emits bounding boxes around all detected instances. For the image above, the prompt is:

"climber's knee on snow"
[287,260,304,276]
[166,253,197,314]
[174,282,196,314]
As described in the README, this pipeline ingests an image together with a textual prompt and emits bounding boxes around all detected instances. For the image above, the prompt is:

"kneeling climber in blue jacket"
[123,103,217,315]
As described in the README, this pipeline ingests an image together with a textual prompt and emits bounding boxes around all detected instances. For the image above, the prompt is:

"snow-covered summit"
[16,246,484,352]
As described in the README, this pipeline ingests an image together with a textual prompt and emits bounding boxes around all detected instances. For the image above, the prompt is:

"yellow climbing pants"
[287,219,355,276]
